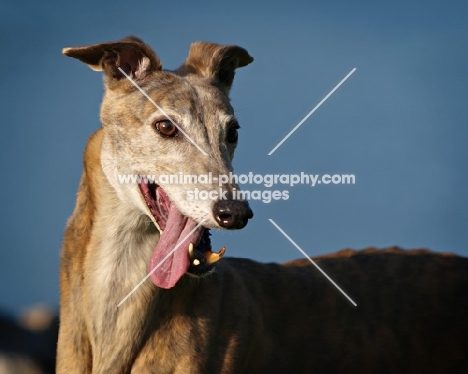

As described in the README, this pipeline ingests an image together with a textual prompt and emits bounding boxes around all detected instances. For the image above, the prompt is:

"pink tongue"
[149,204,204,289]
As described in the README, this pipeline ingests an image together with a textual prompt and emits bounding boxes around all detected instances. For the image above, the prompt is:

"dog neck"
[79,129,162,370]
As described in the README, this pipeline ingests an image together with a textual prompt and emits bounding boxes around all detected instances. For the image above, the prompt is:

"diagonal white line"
[268,219,357,307]
[117,219,207,307]
[268,68,356,156]
[117,67,208,156]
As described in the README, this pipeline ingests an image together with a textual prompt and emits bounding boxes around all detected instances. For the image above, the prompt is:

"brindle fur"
[57,37,468,374]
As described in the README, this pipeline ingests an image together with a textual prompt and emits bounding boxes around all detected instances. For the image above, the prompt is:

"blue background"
[1,0,467,313]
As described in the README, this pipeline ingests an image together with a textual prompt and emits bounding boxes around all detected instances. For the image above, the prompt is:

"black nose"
[213,200,253,229]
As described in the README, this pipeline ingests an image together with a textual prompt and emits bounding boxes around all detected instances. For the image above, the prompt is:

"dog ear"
[178,42,253,95]
[62,36,162,81]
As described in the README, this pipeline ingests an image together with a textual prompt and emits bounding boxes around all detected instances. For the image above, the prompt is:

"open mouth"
[139,181,225,289]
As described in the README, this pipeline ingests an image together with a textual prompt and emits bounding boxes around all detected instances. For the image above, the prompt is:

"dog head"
[63,36,253,288]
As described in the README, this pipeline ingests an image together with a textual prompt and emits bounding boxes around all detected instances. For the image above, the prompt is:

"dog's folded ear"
[62,36,162,82]
[178,42,253,95]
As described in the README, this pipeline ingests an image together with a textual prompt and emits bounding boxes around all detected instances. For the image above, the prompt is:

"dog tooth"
[188,243,195,259]
[205,246,227,265]
[218,246,227,258]
[193,259,200,266]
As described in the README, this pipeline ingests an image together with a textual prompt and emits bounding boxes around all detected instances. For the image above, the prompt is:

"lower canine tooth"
[205,246,227,265]
[193,259,200,266]
[188,243,195,260]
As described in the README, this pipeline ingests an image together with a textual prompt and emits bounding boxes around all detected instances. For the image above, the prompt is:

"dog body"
[58,37,468,374]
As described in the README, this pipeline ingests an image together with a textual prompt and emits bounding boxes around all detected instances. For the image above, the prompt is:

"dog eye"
[154,120,178,137]
[226,121,239,143]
